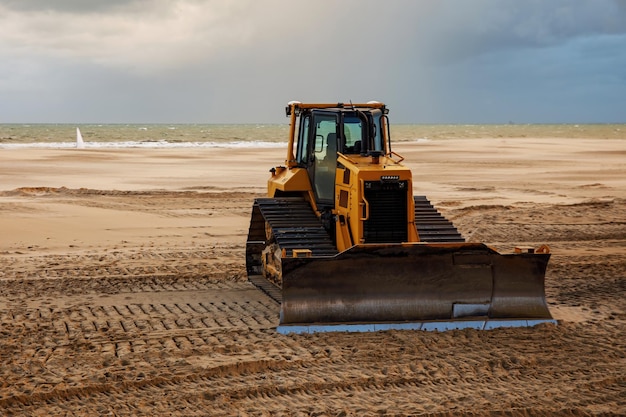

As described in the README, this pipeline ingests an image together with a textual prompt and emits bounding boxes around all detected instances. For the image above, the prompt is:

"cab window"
[296,114,311,165]
[343,114,363,154]
[313,113,338,160]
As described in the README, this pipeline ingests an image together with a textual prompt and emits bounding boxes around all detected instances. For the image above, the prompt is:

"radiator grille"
[363,181,408,243]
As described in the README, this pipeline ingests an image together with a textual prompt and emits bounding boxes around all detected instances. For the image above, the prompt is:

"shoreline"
[1,137,623,199]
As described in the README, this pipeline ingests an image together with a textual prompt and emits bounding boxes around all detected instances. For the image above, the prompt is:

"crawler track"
[246,197,340,302]
[248,197,339,258]
[414,196,465,242]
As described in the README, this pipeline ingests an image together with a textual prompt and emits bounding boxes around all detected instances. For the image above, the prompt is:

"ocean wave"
[0,140,288,149]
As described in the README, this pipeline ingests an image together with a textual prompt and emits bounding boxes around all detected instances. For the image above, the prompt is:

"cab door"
[308,111,339,206]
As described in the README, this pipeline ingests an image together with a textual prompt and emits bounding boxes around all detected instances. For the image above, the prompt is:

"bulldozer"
[246,101,555,333]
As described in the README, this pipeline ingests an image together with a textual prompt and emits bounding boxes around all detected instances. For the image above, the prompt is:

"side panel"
[267,167,313,197]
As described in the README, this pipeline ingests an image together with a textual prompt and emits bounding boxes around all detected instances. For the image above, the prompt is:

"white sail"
[76,127,85,149]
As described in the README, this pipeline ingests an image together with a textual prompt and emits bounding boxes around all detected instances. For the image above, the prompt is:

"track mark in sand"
[0,247,246,283]
[1,196,624,415]
[0,275,289,413]
[0,356,303,413]
[201,327,626,416]
[6,326,624,416]
[9,283,279,347]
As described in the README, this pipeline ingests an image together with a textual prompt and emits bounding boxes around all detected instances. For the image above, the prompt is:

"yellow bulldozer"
[246,101,555,333]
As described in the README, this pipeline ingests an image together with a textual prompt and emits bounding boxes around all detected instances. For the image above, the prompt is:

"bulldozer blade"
[278,242,555,333]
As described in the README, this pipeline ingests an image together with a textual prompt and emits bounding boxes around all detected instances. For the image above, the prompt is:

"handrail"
[286,107,297,167]
[359,179,370,221]
[389,151,405,163]
[337,152,357,165]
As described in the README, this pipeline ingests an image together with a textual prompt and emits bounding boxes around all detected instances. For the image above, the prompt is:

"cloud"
[4,0,626,67]
[1,0,625,123]
[1,1,260,73]
[1,0,135,13]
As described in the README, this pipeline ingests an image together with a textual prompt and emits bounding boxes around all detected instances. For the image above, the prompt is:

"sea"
[0,123,624,149]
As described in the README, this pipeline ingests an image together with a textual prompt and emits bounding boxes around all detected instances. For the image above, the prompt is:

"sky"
[1,0,625,124]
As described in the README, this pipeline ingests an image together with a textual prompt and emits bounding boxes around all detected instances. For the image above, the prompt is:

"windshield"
[343,112,384,154]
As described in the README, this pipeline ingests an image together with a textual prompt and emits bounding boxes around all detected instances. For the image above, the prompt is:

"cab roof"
[285,101,387,116]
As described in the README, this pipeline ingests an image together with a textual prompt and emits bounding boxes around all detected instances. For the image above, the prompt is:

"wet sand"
[0,137,624,415]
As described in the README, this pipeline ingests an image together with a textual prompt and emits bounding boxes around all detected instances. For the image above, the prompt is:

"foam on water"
[1,123,624,150]
[0,140,288,149]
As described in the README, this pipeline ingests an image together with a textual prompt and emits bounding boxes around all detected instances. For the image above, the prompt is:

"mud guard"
[278,243,554,332]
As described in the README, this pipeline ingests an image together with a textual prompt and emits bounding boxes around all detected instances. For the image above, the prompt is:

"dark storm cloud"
[402,0,626,65]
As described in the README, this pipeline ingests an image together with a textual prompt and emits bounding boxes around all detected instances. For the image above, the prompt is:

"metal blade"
[279,243,552,326]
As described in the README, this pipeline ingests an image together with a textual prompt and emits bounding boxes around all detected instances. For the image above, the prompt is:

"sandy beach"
[0,137,624,415]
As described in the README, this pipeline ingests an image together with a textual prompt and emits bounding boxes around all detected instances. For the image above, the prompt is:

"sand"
[0,137,624,416]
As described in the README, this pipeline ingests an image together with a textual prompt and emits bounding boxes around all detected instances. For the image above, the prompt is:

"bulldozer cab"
[296,108,385,206]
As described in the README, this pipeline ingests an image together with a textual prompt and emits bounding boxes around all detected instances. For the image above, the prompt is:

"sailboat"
[76,127,85,149]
